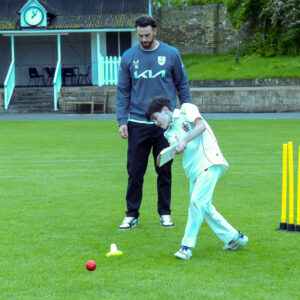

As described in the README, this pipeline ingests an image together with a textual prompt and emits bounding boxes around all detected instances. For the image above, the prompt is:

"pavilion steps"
[7,87,55,113]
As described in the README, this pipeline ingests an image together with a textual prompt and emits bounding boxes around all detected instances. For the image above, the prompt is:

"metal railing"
[53,60,61,111]
[4,60,15,110]
[99,56,121,86]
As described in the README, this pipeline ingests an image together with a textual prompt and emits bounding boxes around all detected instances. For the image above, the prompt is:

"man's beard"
[141,38,154,50]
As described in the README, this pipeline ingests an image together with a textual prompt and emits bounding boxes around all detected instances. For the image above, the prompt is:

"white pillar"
[11,36,15,60]
[91,32,101,85]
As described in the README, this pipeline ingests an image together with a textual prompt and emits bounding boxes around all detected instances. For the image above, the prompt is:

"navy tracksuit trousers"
[125,121,172,218]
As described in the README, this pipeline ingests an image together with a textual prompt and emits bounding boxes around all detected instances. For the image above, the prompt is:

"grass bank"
[182,54,300,80]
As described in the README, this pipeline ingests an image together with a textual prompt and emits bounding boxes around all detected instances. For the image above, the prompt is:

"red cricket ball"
[86,260,96,271]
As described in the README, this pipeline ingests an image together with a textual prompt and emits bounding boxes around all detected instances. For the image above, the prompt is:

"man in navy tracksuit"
[116,15,190,230]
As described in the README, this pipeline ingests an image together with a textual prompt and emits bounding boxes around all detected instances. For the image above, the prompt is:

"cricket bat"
[156,144,177,167]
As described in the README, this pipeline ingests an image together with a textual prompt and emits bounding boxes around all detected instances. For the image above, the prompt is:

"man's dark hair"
[135,15,157,28]
[146,97,173,121]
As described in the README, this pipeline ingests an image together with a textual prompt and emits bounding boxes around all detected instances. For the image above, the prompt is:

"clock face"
[24,6,43,26]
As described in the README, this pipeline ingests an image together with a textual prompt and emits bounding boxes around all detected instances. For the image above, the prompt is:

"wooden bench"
[63,100,106,114]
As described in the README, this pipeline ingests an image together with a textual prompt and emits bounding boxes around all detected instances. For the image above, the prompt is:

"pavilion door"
[106,32,131,57]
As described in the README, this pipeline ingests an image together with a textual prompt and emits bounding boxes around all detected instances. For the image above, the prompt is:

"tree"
[224,0,266,28]
[261,0,300,55]
[225,0,300,55]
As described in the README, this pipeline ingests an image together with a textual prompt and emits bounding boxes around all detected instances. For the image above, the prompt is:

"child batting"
[146,97,248,260]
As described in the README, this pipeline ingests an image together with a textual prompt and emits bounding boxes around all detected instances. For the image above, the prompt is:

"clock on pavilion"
[19,0,47,28]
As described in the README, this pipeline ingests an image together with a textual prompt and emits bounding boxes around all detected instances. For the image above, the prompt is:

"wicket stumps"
[279,142,300,232]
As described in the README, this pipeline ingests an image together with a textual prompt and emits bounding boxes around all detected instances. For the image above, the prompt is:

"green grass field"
[1,119,300,299]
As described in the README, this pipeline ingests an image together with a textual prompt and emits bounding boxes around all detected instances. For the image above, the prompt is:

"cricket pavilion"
[0,0,151,113]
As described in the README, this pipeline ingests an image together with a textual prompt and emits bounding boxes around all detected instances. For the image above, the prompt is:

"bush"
[278,30,300,56]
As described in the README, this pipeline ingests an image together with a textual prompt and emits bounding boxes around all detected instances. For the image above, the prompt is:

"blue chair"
[28,67,44,86]
[62,67,78,86]
[78,66,92,85]
[44,67,55,86]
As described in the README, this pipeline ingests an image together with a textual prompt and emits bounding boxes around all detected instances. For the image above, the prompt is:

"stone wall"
[1,85,299,113]
[154,4,248,55]
[190,78,300,88]
[191,86,300,113]
[57,80,300,114]
[104,85,300,114]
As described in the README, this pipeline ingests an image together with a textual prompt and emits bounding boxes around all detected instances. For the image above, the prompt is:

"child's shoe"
[174,246,192,260]
[223,231,248,250]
